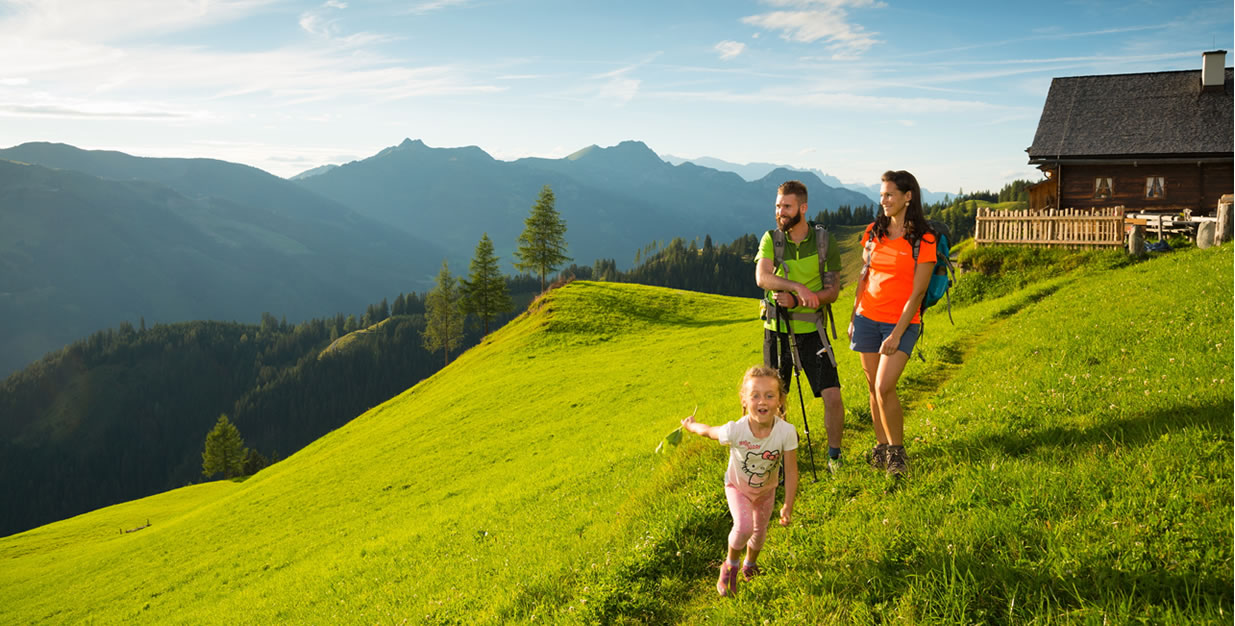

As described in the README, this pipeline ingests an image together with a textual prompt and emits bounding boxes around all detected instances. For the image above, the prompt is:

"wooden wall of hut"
[1057,162,1233,215]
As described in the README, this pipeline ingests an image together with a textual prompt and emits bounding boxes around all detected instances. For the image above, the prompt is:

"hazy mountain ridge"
[296,138,875,270]
[4,137,881,378]
[0,146,449,378]
[661,153,955,204]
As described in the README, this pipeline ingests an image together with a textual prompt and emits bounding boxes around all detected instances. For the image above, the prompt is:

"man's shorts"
[848,313,921,359]
[763,328,840,397]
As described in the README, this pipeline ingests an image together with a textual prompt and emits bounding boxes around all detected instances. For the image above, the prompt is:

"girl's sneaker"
[741,563,763,581]
[716,562,739,597]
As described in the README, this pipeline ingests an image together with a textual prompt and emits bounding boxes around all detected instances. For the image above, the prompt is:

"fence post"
[1216,197,1233,245]
[1128,225,1145,257]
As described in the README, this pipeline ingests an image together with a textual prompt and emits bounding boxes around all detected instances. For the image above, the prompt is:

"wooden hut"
[1025,50,1233,216]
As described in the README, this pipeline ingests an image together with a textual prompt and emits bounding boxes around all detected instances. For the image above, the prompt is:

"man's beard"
[778,211,802,232]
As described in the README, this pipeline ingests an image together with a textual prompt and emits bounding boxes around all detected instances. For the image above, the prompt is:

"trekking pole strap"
[778,308,804,373]
[784,311,837,369]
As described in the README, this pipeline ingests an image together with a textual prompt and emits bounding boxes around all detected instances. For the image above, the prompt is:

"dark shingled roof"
[1027,67,1233,162]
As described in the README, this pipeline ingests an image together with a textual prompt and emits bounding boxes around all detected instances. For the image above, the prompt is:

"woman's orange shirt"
[857,231,936,325]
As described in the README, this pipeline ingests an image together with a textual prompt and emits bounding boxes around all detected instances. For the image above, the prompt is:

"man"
[754,180,846,473]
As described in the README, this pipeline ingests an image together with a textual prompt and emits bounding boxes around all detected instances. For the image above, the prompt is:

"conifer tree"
[202,414,246,479]
[422,260,464,366]
[514,185,571,292]
[461,233,513,336]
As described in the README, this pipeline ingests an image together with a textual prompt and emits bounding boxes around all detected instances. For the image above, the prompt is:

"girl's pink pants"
[725,483,775,552]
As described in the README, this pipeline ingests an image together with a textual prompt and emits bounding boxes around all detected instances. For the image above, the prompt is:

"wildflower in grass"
[680,366,799,597]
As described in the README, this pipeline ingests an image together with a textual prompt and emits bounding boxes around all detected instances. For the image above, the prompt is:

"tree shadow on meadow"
[837,546,1233,622]
[505,506,733,624]
[921,402,1233,464]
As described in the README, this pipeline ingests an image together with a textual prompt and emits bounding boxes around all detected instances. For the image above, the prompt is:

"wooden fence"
[974,206,1125,247]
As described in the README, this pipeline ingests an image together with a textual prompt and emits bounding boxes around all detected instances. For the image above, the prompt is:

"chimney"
[1202,50,1227,90]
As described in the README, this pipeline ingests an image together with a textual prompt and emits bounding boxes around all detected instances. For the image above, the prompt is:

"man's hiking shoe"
[867,443,888,470]
[742,563,763,582]
[886,445,908,477]
[717,562,739,597]
[827,456,843,475]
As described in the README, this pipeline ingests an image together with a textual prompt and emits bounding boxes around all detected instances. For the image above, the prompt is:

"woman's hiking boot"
[867,443,888,470]
[716,562,739,597]
[885,445,908,477]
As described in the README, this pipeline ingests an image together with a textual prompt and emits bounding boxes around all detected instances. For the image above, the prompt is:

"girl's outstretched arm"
[681,415,723,441]
[779,449,799,526]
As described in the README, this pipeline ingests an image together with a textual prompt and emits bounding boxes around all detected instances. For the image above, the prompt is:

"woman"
[848,170,937,477]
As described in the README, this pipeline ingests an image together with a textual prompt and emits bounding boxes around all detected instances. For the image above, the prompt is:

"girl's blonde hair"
[739,366,787,417]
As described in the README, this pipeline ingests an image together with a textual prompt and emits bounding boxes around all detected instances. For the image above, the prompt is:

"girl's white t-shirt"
[716,416,798,495]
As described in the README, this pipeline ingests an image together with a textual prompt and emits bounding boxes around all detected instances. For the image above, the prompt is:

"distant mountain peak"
[289,164,339,181]
[372,139,493,163]
[564,140,664,166]
[564,144,599,160]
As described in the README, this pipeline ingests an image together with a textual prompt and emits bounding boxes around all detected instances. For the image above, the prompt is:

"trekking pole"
[778,306,819,483]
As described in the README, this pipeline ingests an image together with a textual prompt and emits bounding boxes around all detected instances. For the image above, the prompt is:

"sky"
[1,0,1231,194]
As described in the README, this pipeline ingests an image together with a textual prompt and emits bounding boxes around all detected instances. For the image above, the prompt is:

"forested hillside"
[0,290,532,536]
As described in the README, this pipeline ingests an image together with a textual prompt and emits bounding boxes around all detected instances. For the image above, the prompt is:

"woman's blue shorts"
[849,313,921,358]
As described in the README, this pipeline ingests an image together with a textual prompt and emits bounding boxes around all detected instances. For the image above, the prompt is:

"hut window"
[1094,178,1113,200]
[1145,176,1165,199]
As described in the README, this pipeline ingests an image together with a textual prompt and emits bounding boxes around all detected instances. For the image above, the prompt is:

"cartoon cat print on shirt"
[742,449,781,488]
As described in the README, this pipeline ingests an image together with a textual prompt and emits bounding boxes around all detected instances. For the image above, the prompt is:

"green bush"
[952,246,1134,304]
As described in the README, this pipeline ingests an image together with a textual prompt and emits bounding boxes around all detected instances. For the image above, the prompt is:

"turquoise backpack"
[913,220,956,322]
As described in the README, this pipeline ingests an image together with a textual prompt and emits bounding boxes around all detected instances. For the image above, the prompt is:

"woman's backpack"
[913,221,956,322]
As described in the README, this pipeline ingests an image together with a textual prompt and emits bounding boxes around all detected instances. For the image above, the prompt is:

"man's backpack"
[913,220,956,322]
[769,222,838,341]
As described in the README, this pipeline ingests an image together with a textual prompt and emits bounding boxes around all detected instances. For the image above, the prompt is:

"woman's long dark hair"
[872,170,932,244]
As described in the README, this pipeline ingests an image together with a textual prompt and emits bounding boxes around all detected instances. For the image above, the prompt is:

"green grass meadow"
[1,245,1231,624]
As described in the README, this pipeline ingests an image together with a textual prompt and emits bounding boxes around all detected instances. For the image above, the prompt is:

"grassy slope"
[1,246,1231,624]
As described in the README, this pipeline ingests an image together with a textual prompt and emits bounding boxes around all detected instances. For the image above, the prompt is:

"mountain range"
[660,154,956,204]
[293,139,875,269]
[1,138,873,377]
[0,144,447,378]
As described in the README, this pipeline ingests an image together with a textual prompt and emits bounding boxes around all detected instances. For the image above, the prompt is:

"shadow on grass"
[990,281,1064,321]
[567,506,734,624]
[923,403,1232,464]
[837,548,1232,622]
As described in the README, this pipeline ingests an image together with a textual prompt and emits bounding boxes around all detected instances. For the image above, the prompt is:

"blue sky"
[1,0,1231,193]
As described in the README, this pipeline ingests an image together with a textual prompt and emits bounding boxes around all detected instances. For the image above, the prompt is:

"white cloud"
[656,86,1023,116]
[0,0,279,43]
[405,0,471,15]
[742,0,883,59]
[598,76,641,105]
[298,11,339,38]
[0,0,500,122]
[582,55,662,105]
[715,40,746,60]
[299,0,392,47]
[0,94,210,121]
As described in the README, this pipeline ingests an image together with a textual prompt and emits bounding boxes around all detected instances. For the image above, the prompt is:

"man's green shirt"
[756,226,842,334]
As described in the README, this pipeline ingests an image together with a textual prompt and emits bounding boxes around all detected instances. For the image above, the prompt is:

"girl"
[681,365,799,597]
[848,170,937,477]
